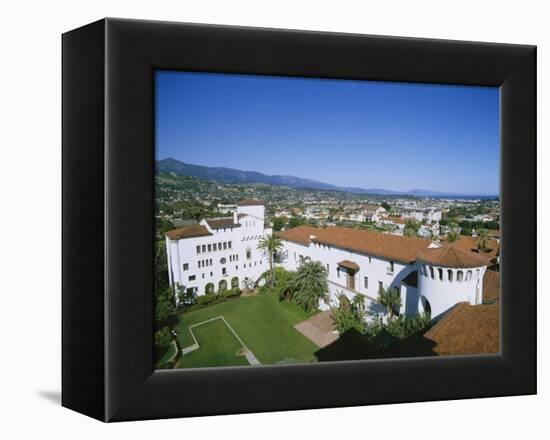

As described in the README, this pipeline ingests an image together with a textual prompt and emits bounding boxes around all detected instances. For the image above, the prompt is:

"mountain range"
[156,158,494,198]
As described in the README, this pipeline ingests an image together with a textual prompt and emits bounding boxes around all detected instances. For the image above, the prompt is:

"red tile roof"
[417,246,488,268]
[205,217,240,229]
[338,260,360,271]
[423,303,500,355]
[483,270,500,303]
[278,225,432,263]
[165,224,212,240]
[445,235,499,265]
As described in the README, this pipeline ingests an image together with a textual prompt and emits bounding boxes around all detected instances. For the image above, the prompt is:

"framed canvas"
[62,18,536,422]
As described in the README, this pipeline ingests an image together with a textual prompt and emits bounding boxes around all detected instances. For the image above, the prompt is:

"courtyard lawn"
[176,318,249,368]
[174,291,319,368]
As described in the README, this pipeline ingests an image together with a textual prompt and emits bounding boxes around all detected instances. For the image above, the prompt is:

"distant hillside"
[156,158,495,198]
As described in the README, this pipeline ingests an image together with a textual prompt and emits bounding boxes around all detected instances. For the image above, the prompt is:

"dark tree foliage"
[154,240,169,292]
[272,216,287,232]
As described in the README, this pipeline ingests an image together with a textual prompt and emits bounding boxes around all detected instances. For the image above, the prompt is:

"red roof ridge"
[165,224,212,240]
[417,246,488,268]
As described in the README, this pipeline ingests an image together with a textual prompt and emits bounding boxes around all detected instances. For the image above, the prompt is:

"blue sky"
[156,71,499,195]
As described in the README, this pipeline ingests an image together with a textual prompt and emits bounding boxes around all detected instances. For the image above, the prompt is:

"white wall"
[167,209,271,296]
[417,262,486,317]
[280,239,416,314]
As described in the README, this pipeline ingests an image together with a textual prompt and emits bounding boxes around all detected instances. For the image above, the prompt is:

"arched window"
[466,270,472,281]
[420,295,432,317]
[448,269,453,282]
[205,283,215,294]
[457,270,464,282]
[429,266,434,279]
[422,264,427,276]
[218,279,228,292]
[438,268,443,280]
[231,276,239,289]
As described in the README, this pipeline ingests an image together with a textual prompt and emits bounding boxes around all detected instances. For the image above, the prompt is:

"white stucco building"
[165,199,272,297]
[400,207,442,224]
[278,225,494,319]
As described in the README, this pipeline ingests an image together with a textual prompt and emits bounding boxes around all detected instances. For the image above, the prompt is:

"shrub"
[331,292,366,333]
[197,294,218,306]
[223,288,241,298]
[154,326,172,348]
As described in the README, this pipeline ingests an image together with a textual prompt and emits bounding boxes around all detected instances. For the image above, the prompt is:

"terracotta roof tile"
[277,226,319,246]
[278,225,432,263]
[445,236,499,265]
[205,217,240,229]
[165,224,212,240]
[483,270,500,303]
[417,246,488,268]
[424,303,500,355]
[338,260,360,271]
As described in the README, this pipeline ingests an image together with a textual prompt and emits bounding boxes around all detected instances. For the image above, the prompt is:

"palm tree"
[476,228,490,252]
[377,286,401,319]
[291,260,328,312]
[257,234,283,287]
[446,222,460,243]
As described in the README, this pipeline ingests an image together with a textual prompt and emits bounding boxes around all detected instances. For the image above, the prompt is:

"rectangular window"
[198,261,202,268]
[209,259,212,266]
[364,276,368,289]
[189,275,196,281]
[337,267,340,278]
[228,241,232,249]
[202,245,206,253]
[202,273,205,279]
[208,244,212,252]
[196,245,201,254]
[213,243,217,251]
[222,267,227,276]
[389,261,394,273]
[378,281,383,293]
[223,242,227,250]
[246,249,251,259]
[235,265,238,270]
[326,264,330,274]
[183,263,189,271]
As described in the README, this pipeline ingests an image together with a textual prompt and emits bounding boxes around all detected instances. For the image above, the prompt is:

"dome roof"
[417,246,487,269]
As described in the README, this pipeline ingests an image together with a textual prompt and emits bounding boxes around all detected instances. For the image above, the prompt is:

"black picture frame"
[62,18,536,422]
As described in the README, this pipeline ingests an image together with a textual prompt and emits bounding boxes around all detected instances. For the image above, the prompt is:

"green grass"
[173,292,319,368]
[176,318,249,368]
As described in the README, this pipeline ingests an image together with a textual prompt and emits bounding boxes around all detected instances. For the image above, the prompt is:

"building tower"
[416,246,488,317]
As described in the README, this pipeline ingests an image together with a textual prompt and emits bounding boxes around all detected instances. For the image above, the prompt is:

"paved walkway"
[294,311,339,348]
